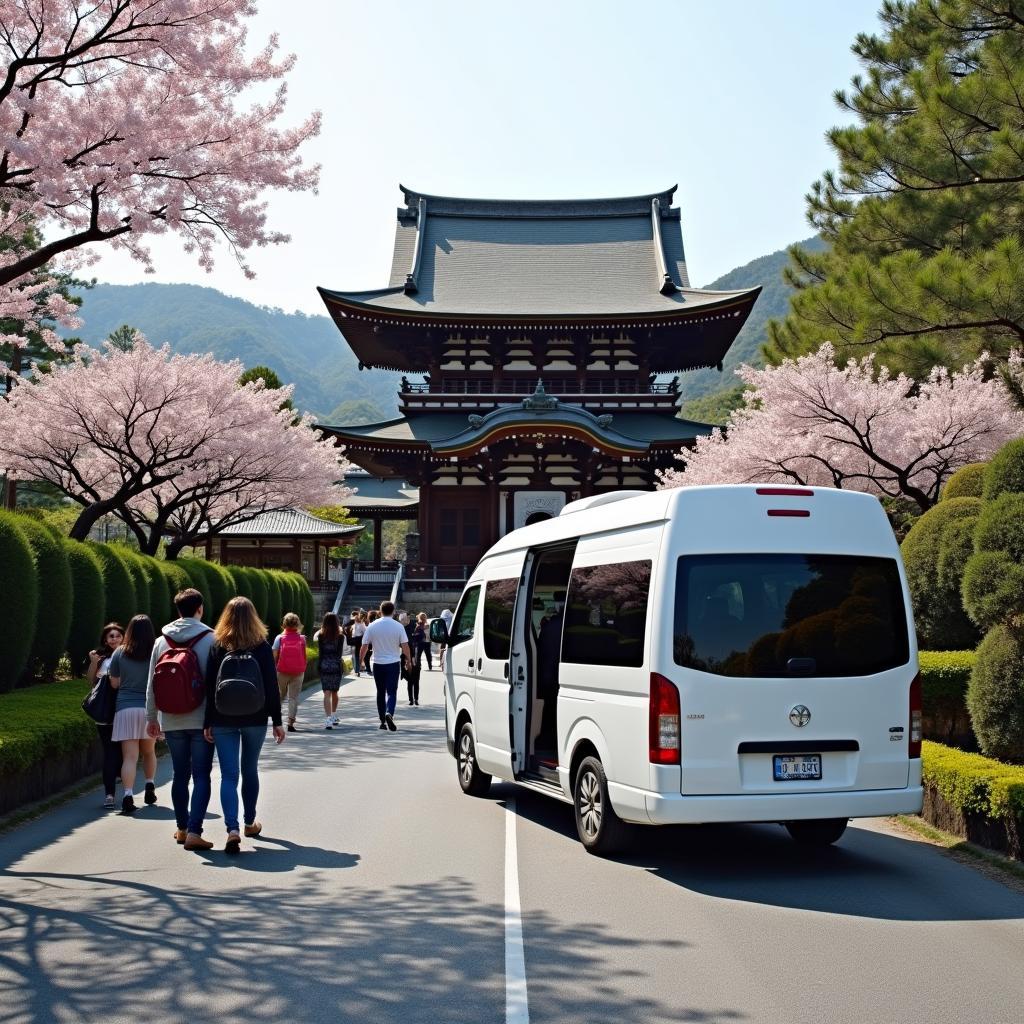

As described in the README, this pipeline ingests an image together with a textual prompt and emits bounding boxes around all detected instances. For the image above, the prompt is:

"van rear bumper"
[640,786,924,825]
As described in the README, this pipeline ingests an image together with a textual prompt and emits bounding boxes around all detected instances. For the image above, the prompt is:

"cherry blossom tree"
[0,339,350,548]
[0,0,320,308]
[660,344,1024,511]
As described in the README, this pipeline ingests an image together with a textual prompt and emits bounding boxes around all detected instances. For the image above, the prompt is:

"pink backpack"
[277,631,307,675]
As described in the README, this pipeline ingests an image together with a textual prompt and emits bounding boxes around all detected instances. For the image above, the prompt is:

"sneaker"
[324,718,333,730]
[415,700,420,706]
[244,822,262,837]
[385,713,397,732]
[144,782,157,805]
[225,831,241,855]
[173,829,187,844]
[120,794,136,816]
[379,721,387,730]
[332,714,340,725]
[103,794,115,810]
[184,832,214,851]
[287,723,296,733]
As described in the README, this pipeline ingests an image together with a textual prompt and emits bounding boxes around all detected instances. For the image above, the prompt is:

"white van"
[431,485,924,855]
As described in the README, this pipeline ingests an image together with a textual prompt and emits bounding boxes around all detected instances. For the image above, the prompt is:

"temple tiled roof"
[209,508,363,538]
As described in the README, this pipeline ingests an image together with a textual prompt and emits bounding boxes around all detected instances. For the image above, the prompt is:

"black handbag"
[82,673,116,725]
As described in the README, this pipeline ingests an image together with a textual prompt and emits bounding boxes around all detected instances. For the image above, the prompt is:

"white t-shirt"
[361,617,408,665]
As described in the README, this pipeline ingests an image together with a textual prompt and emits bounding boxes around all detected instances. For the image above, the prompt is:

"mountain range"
[68,237,821,422]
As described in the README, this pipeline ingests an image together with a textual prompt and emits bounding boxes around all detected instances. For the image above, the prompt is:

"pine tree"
[768,1,1024,376]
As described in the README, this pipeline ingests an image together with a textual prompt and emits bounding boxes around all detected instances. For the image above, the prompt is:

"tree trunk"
[3,349,21,510]
[68,499,123,541]
[164,537,188,560]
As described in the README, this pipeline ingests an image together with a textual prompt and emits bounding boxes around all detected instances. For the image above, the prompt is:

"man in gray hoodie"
[146,588,216,852]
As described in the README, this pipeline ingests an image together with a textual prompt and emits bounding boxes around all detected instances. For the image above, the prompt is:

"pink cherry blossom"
[0,338,351,550]
[660,344,1024,510]
[0,0,320,332]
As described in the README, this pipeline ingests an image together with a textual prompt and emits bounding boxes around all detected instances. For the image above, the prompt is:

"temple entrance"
[525,511,553,526]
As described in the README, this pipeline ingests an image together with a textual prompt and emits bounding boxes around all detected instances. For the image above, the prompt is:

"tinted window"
[483,577,518,660]
[674,554,909,678]
[562,560,651,668]
[450,585,481,646]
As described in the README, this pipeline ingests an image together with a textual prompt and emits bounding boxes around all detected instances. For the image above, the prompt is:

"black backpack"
[214,649,266,716]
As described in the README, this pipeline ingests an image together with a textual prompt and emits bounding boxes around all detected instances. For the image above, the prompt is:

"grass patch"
[892,814,1024,884]
[0,678,96,775]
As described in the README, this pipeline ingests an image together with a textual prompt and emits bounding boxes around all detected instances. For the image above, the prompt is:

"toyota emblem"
[789,705,811,728]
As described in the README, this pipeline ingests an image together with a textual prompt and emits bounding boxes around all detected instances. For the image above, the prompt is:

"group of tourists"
[87,588,450,854]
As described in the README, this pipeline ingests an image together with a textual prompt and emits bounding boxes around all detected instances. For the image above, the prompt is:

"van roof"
[480,484,885,560]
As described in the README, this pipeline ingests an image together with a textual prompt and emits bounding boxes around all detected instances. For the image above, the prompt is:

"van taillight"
[649,673,681,765]
[909,673,922,758]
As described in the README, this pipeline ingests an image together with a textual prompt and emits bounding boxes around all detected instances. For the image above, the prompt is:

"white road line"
[505,798,530,1024]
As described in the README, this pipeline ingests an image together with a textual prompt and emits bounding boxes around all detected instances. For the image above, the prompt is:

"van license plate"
[773,754,822,781]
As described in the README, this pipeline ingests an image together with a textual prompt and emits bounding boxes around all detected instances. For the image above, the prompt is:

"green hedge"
[0,678,94,775]
[87,542,137,628]
[15,515,72,677]
[922,740,1024,821]
[920,650,974,702]
[0,512,38,691]
[63,541,106,671]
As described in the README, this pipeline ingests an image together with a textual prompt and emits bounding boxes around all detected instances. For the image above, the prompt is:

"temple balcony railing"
[401,376,678,396]
[401,391,680,413]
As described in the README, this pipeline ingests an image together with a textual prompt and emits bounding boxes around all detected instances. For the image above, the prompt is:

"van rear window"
[673,554,909,678]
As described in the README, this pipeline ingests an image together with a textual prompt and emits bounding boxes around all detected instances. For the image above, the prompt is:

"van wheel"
[573,756,632,855]
[457,723,492,797]
[784,818,848,846]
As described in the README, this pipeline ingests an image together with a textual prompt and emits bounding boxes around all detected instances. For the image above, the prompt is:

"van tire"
[784,818,848,846]
[457,722,492,797]
[573,756,632,855]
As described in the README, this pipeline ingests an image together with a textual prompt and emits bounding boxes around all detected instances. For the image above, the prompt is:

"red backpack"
[277,631,307,675]
[153,633,209,714]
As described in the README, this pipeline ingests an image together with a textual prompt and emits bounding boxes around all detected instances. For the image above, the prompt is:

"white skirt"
[111,707,149,742]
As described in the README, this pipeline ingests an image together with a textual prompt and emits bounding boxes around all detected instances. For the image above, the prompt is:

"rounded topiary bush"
[143,555,173,625]
[175,558,215,621]
[211,562,237,610]
[967,622,1024,763]
[973,492,1024,563]
[246,568,269,623]
[227,565,254,602]
[88,542,138,628]
[962,551,1024,631]
[983,437,1024,500]
[901,497,982,649]
[264,572,283,635]
[15,515,73,678]
[157,560,192,620]
[64,540,106,672]
[119,549,154,621]
[942,462,987,500]
[0,512,39,691]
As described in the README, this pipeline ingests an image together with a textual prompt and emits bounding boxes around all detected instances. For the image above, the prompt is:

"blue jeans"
[373,661,401,721]
[212,725,266,832]
[164,729,214,834]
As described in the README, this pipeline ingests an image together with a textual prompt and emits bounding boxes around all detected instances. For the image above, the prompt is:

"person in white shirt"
[360,601,411,732]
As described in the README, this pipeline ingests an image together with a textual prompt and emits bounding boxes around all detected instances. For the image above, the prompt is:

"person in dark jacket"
[203,596,285,854]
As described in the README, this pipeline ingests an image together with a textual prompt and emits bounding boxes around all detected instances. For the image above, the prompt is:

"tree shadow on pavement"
[0,870,744,1024]
[505,787,1024,924]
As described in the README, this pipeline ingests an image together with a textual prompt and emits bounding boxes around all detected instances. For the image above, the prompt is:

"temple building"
[318,185,759,574]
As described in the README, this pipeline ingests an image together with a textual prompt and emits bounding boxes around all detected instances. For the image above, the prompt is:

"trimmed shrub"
[967,623,1024,763]
[278,572,300,624]
[175,558,215,621]
[922,740,1024,820]
[226,565,254,602]
[941,463,987,500]
[263,571,282,636]
[15,515,72,678]
[962,551,1024,631]
[119,549,154,621]
[246,568,269,623]
[211,561,238,612]
[973,492,1024,563]
[63,540,106,671]
[0,512,39,692]
[88,542,138,628]
[983,436,1024,500]
[143,555,173,626]
[919,650,975,748]
[901,497,981,649]
[0,678,96,776]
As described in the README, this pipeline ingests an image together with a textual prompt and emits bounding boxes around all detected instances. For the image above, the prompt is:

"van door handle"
[503,662,509,679]
[468,658,477,671]
[517,666,525,681]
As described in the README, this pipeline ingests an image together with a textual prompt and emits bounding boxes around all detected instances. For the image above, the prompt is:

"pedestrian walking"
[145,587,216,851]
[363,609,379,673]
[204,597,285,854]
[87,623,124,809]
[273,613,307,732]
[109,615,158,816]
[414,612,433,671]
[350,611,366,677]
[360,601,411,732]
[314,613,344,730]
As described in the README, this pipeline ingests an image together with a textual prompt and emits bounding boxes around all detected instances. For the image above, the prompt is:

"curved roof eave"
[317,284,761,324]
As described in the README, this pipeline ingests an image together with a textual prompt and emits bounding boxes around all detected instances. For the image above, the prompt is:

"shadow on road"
[193,834,360,873]
[502,785,1024,924]
[0,869,742,1024]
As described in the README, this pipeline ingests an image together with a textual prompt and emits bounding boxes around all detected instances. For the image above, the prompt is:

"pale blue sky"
[90,0,882,316]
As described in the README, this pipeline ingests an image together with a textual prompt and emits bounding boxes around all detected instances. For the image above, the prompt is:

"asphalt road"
[1,674,1023,1024]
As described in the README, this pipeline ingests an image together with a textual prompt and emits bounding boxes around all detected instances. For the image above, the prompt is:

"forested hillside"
[679,235,825,403]
[68,283,401,421]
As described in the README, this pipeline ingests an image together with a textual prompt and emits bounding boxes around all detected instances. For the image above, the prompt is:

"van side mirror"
[429,619,450,645]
